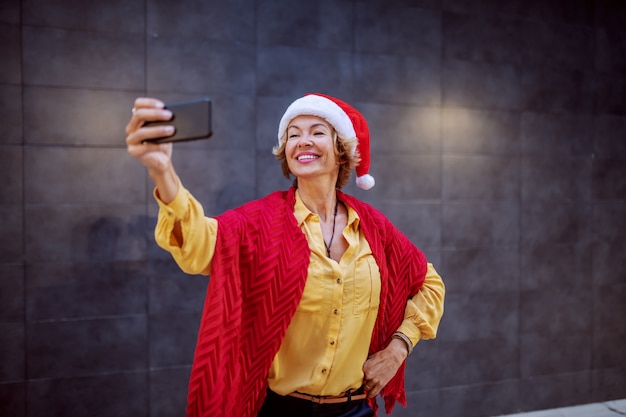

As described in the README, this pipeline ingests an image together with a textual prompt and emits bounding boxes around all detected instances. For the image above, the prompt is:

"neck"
[296,183,337,222]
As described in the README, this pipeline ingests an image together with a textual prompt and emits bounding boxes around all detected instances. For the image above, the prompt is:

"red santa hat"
[277,93,375,190]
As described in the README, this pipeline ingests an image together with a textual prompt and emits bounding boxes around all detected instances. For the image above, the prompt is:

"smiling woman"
[124,92,445,417]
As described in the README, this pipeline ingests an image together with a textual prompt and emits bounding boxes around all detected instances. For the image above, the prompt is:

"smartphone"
[144,98,212,143]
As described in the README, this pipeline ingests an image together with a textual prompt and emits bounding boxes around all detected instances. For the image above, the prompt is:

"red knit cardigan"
[185,188,427,417]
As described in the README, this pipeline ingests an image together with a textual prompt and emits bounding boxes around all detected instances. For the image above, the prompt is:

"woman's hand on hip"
[361,338,408,398]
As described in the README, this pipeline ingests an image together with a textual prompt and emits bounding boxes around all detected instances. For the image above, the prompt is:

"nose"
[296,133,313,147]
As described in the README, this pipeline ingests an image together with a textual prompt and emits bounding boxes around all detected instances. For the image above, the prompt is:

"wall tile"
[443,59,522,110]
[23,27,144,90]
[355,3,441,56]
[592,203,626,285]
[169,148,257,214]
[147,36,255,96]
[258,0,352,50]
[148,0,254,43]
[520,332,592,378]
[439,380,519,417]
[593,115,626,157]
[441,247,519,293]
[26,261,148,321]
[440,292,518,342]
[520,242,592,290]
[0,382,25,417]
[445,0,593,25]
[23,0,144,34]
[404,341,440,391]
[150,367,190,417]
[519,372,592,410]
[591,368,626,403]
[596,27,626,73]
[197,94,256,151]
[23,87,141,146]
[594,1,626,31]
[378,201,441,248]
[24,147,146,204]
[0,84,22,144]
[354,53,441,106]
[522,155,592,202]
[0,264,24,321]
[0,322,24,381]
[521,20,595,71]
[0,145,22,203]
[255,151,294,198]
[149,259,207,315]
[27,372,148,417]
[521,112,594,156]
[366,154,440,201]
[0,23,20,84]
[0,0,20,24]
[257,45,353,99]
[443,0,525,18]
[443,155,519,201]
[442,108,520,155]
[521,67,594,114]
[594,71,626,115]
[360,103,441,154]
[593,157,626,200]
[440,337,518,386]
[0,204,23,263]
[149,313,199,367]
[27,316,147,379]
[25,204,147,263]
[443,12,522,66]
[442,201,520,249]
[520,288,592,336]
[520,202,592,246]
[256,96,294,152]
[592,284,626,369]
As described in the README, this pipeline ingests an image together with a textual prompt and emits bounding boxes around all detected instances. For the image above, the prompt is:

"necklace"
[323,199,339,258]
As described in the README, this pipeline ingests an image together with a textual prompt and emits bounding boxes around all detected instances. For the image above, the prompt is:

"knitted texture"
[185,188,427,417]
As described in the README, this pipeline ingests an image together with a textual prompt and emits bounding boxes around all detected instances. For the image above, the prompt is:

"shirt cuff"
[153,178,188,220]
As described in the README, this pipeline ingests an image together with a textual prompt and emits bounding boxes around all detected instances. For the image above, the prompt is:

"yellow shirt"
[154,184,445,396]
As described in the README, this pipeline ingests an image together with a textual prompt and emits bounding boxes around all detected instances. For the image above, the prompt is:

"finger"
[126,124,175,146]
[133,97,165,111]
[125,108,172,135]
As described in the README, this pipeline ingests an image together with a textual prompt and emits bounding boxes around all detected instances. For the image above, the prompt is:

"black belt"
[288,390,367,404]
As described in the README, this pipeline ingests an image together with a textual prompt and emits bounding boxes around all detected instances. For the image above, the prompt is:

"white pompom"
[356,174,375,190]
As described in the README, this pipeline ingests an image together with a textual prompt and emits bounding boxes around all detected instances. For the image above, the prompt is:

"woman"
[126,93,445,417]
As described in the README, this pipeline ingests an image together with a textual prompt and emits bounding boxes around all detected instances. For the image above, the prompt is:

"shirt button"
[330,340,335,345]
[336,278,342,284]
[333,309,339,315]
[321,369,327,374]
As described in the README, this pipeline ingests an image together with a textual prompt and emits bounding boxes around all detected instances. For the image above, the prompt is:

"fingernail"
[164,110,173,119]
[164,125,175,133]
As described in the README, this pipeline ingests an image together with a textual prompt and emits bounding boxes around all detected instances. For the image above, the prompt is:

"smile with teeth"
[297,154,319,161]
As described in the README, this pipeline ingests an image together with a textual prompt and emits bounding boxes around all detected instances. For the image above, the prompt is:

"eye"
[288,133,300,140]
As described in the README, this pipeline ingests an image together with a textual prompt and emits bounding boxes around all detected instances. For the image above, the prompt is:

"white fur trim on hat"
[277,95,356,143]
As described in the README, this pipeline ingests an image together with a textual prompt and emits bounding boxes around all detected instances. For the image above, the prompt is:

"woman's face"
[285,115,339,184]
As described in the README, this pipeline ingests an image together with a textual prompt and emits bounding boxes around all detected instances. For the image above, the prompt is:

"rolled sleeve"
[396,263,445,347]
[153,180,218,276]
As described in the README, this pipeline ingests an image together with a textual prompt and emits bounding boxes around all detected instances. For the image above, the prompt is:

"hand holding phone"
[143,98,212,143]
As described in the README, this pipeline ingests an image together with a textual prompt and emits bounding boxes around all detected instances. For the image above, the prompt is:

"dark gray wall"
[1,0,625,416]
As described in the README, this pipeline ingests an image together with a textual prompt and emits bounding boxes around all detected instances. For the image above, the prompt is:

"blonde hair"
[272,128,360,190]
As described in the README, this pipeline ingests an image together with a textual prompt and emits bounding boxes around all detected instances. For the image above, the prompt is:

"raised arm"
[125,97,179,203]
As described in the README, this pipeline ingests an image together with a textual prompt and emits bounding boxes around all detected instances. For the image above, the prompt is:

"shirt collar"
[294,190,360,230]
